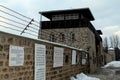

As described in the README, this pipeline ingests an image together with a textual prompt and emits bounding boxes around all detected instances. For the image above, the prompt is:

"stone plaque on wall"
[53,47,64,67]
[82,59,86,65]
[9,45,24,66]
[35,43,46,80]
[72,50,76,65]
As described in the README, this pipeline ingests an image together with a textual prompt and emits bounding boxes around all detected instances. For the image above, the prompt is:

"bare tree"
[109,36,114,48]
[103,37,108,53]
[109,35,119,48]
[104,35,120,60]
[103,37,108,48]
[113,35,119,48]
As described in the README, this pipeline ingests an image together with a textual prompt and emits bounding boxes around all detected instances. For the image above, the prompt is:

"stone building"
[39,8,103,73]
[105,48,116,63]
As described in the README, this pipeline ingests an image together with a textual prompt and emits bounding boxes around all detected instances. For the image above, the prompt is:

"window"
[76,55,80,64]
[65,55,69,64]
[80,14,84,19]
[70,33,75,42]
[81,51,87,65]
[82,52,86,59]
[65,13,79,20]
[52,14,64,21]
[59,33,65,42]
[49,33,55,42]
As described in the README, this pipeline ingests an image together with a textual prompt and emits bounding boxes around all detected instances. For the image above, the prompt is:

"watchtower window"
[52,14,64,21]
[65,13,79,20]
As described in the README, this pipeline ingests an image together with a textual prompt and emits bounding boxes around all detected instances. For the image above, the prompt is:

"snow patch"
[103,61,120,68]
[70,73,100,80]
[108,47,114,50]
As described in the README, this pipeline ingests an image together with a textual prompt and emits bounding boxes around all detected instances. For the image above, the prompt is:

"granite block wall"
[0,31,89,80]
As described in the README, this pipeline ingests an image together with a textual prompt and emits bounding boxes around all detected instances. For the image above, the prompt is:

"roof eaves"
[39,8,95,21]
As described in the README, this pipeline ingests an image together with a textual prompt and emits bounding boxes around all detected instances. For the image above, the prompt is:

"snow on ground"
[70,61,120,80]
[103,61,120,68]
[70,73,100,80]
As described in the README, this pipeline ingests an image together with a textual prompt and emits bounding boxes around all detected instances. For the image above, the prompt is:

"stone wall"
[40,27,97,73]
[106,50,115,63]
[40,27,95,49]
[0,31,89,80]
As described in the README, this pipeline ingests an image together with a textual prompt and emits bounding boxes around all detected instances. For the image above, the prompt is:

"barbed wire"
[0,5,39,24]
[0,9,30,23]
[0,24,22,32]
[40,30,79,44]
[0,5,82,47]
[0,16,39,30]
[0,20,38,34]
[0,9,40,28]
[40,29,79,41]
[0,24,38,37]
[0,5,40,38]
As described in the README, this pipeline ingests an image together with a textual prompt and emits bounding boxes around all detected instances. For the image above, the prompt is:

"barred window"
[52,14,64,21]
[49,33,55,42]
[65,13,79,20]
[59,33,65,42]
[70,32,75,42]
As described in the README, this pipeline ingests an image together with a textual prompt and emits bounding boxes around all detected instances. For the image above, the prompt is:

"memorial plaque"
[82,59,86,65]
[53,47,64,67]
[9,45,24,66]
[35,43,46,80]
[72,50,76,65]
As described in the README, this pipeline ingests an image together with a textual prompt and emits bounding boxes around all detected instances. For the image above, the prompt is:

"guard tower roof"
[39,8,95,21]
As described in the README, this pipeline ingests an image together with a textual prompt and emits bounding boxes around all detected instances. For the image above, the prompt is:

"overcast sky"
[1,0,120,38]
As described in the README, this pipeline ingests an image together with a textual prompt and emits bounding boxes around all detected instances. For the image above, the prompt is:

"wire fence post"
[38,12,42,39]
[20,19,34,35]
